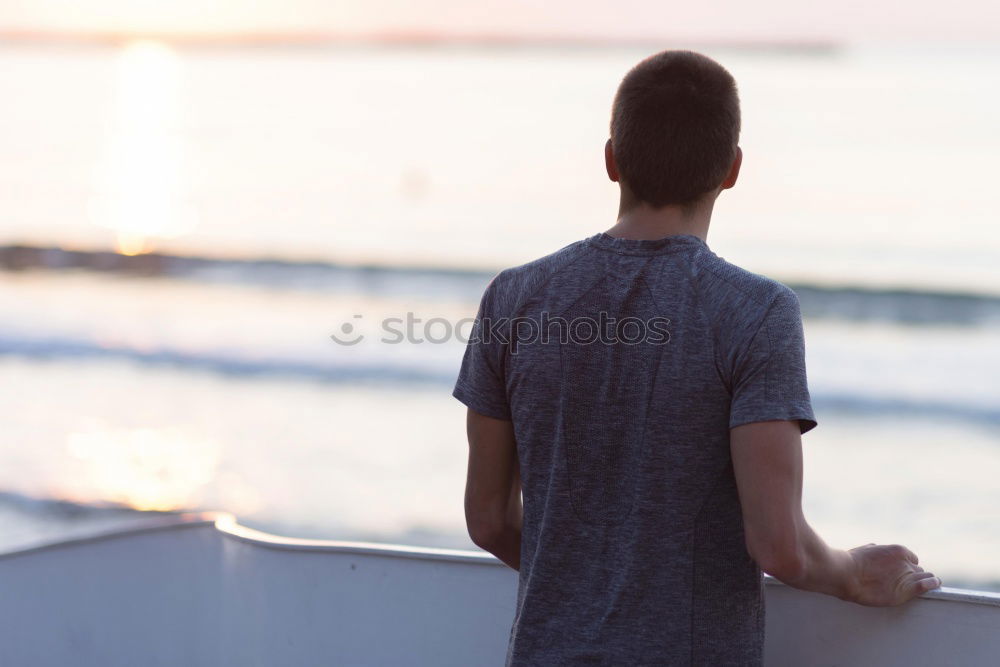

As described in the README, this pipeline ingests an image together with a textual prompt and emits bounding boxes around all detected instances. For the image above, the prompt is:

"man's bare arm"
[464,408,522,570]
[730,420,941,605]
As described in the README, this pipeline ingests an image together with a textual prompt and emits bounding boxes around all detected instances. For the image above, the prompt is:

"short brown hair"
[610,50,741,210]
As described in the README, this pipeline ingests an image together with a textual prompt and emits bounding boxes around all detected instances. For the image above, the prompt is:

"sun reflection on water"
[89,39,198,255]
[64,426,220,511]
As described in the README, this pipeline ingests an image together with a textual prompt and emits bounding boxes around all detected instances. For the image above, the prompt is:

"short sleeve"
[729,287,817,434]
[452,278,512,420]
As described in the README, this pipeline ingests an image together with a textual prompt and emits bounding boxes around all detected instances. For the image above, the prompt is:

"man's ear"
[720,146,742,190]
[605,138,620,182]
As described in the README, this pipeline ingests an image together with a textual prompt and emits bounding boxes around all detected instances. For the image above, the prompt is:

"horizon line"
[0,27,844,52]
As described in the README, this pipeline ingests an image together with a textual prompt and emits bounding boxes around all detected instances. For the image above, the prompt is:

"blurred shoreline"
[4,242,1000,322]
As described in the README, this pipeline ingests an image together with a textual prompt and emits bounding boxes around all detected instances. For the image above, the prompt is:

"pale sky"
[1,0,998,43]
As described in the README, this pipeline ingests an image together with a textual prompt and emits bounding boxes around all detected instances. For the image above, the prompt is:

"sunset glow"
[88,40,197,255]
[64,426,219,511]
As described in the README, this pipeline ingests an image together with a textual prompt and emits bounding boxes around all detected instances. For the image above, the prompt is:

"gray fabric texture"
[453,231,817,666]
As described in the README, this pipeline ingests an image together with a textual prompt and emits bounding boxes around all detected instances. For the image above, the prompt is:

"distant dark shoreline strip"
[3,243,999,326]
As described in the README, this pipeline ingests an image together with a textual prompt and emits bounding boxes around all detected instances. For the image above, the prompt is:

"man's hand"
[731,420,941,606]
[845,543,941,606]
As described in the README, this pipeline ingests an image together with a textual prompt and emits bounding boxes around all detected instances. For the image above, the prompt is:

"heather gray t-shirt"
[453,232,817,666]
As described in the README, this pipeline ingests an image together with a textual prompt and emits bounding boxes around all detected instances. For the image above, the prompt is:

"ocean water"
[1,40,998,589]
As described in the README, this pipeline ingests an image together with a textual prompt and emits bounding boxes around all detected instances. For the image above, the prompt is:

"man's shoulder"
[693,249,800,322]
[494,237,591,285]
[483,238,591,316]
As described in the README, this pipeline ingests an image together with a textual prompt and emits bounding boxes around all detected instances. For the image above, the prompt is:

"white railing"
[0,512,996,666]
